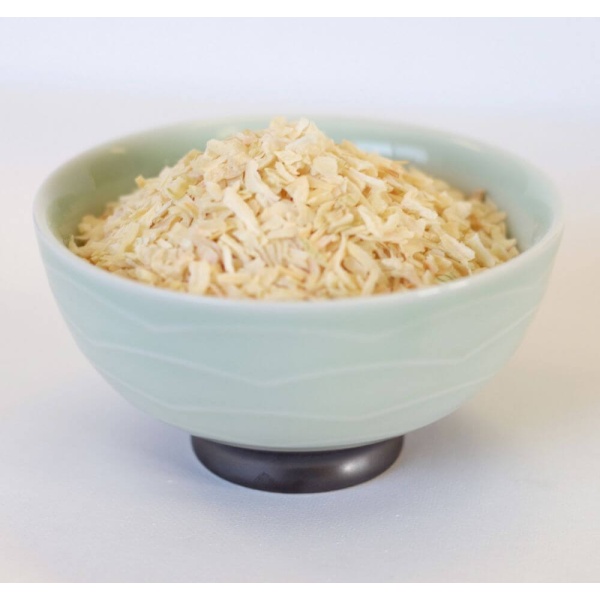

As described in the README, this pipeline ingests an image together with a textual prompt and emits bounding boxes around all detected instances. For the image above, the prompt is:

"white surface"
[2,19,600,113]
[1,19,600,583]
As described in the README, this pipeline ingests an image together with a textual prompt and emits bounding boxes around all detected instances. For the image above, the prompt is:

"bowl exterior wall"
[38,234,559,450]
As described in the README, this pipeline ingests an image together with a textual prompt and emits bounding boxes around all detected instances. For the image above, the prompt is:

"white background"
[1,19,599,582]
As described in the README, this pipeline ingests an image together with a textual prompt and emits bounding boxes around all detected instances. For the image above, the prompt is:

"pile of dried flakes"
[70,118,519,300]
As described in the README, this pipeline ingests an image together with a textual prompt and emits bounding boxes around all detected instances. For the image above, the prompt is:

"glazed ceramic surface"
[34,118,563,450]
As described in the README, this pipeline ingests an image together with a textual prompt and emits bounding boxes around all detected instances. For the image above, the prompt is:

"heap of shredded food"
[70,118,519,300]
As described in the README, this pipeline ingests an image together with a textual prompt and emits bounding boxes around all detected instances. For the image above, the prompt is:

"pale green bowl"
[34,118,563,451]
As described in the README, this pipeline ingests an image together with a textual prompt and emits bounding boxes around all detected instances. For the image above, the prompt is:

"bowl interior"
[36,117,561,257]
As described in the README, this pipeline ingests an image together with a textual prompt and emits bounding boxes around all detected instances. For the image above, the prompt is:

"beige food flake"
[70,118,519,300]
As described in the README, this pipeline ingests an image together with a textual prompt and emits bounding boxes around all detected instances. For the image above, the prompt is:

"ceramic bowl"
[34,118,563,451]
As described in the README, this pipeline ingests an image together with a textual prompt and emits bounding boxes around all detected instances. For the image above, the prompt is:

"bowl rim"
[34,115,565,314]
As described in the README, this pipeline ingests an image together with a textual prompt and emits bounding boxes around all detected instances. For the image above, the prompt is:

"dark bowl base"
[191,436,404,494]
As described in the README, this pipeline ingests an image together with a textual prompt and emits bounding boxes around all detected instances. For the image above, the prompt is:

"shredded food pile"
[70,118,519,300]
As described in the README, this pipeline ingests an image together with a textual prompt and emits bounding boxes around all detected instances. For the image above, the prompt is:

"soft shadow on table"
[80,357,595,506]
[3,359,596,582]
[405,358,596,467]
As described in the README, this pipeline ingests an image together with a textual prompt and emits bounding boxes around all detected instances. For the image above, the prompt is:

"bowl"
[34,117,563,491]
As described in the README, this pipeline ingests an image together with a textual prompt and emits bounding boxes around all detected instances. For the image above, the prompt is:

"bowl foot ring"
[191,436,404,493]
